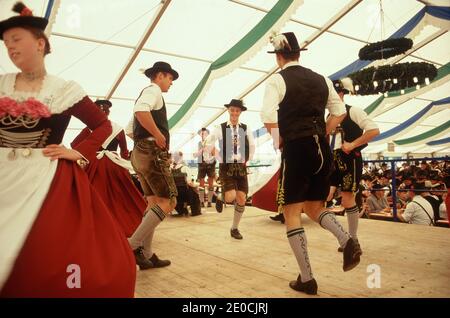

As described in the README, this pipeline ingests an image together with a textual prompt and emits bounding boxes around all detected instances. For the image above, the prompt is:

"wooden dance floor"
[134,206,450,298]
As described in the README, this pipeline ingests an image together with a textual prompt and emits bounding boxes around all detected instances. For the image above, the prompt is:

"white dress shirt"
[133,84,164,114]
[331,106,379,150]
[403,195,434,225]
[207,120,255,163]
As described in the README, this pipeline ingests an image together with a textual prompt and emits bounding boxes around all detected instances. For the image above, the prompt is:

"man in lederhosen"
[261,32,360,295]
[194,128,216,208]
[128,61,179,270]
[207,99,255,240]
[328,79,380,253]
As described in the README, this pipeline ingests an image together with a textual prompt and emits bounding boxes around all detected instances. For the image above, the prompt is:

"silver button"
[22,148,32,157]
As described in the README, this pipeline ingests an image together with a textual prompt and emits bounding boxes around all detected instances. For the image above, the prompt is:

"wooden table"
[369,212,394,221]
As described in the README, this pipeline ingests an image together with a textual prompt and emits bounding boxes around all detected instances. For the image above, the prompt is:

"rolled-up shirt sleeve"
[349,107,379,131]
[261,74,285,124]
[133,85,160,113]
[246,124,255,148]
[125,118,133,135]
[206,126,221,147]
[325,77,346,116]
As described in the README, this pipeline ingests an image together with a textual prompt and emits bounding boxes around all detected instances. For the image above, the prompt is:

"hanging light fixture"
[350,0,437,96]
[348,62,438,96]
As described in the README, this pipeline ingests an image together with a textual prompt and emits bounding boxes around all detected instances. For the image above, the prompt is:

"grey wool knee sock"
[287,227,313,282]
[345,205,359,240]
[318,211,350,248]
[128,205,166,257]
[231,203,245,230]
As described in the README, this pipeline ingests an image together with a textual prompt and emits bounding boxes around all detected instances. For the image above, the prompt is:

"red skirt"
[86,156,146,237]
[251,169,280,213]
[0,160,136,297]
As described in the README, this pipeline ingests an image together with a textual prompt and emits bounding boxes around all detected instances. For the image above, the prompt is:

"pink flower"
[0,97,18,117]
[0,97,51,119]
[8,100,24,117]
[23,98,51,119]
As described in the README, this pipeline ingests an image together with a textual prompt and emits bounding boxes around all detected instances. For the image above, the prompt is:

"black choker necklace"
[21,70,47,81]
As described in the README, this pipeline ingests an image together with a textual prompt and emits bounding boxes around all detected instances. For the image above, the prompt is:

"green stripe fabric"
[168,0,298,129]
[394,120,450,145]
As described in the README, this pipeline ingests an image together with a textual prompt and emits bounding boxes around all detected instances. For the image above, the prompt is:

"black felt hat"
[94,99,112,108]
[224,99,247,111]
[0,2,48,40]
[144,61,179,80]
[267,32,307,54]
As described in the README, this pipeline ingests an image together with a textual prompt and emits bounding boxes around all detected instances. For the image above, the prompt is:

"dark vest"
[219,122,249,164]
[341,104,367,152]
[133,85,170,147]
[104,138,119,151]
[172,166,188,187]
[423,195,440,222]
[278,65,328,141]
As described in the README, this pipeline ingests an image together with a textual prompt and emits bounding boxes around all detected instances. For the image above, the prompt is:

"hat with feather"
[267,32,307,54]
[0,2,48,40]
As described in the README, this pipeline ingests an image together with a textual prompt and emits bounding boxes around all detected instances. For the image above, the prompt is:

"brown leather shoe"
[343,238,361,272]
[338,240,362,255]
[230,228,243,240]
[133,247,153,270]
[354,240,363,257]
[149,253,171,268]
[289,274,318,295]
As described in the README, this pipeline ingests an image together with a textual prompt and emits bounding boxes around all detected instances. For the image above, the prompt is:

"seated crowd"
[346,159,449,226]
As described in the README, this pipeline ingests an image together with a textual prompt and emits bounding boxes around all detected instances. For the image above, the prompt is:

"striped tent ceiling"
[1,0,449,160]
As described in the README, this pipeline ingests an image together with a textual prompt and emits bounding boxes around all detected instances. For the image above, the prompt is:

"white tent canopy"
[1,0,449,161]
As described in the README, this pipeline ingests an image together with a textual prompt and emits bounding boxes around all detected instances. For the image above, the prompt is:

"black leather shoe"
[216,199,223,213]
[133,247,153,270]
[149,253,171,268]
[230,228,243,240]
[207,202,212,208]
[343,238,360,272]
[270,213,285,224]
[289,274,318,295]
